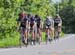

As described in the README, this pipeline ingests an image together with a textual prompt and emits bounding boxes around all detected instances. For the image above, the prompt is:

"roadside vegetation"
[0,0,75,47]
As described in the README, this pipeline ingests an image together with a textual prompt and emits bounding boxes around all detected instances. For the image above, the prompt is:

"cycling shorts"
[54,23,61,27]
[37,23,40,28]
[30,23,34,28]
[46,25,51,29]
[54,23,58,26]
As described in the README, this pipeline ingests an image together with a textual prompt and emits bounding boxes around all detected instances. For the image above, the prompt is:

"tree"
[59,0,75,33]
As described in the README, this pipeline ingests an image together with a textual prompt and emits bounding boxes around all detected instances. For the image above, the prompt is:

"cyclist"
[30,15,36,45]
[54,14,62,39]
[17,12,29,45]
[34,15,42,44]
[45,16,53,43]
[26,14,31,43]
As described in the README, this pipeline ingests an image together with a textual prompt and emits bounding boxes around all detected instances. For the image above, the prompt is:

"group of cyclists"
[17,11,62,46]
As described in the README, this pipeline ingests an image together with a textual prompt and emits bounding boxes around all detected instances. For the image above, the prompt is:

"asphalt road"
[0,34,75,55]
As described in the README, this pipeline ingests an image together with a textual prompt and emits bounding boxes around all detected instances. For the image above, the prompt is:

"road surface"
[0,34,75,55]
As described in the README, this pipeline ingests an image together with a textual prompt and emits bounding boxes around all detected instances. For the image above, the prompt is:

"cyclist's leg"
[19,27,23,47]
[45,26,48,36]
[36,27,41,44]
[49,26,54,40]
[32,27,35,40]
[49,27,52,39]
[54,26,56,40]
[55,26,59,39]
[52,27,54,39]
[34,25,37,41]
[21,27,26,44]
[47,26,52,42]
[50,27,54,40]
[24,28,28,44]
[58,26,62,37]
[39,28,42,42]
[27,28,30,44]
[35,26,38,42]
[54,26,57,39]
[39,24,42,42]
[45,26,49,43]
[37,24,42,42]
[31,26,36,45]
[46,26,52,43]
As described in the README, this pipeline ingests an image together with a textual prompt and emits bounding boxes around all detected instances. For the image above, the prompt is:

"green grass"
[42,32,46,41]
[61,32,64,37]
[0,37,19,48]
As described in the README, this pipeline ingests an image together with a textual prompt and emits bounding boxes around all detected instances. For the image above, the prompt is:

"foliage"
[59,0,75,33]
[60,5,75,33]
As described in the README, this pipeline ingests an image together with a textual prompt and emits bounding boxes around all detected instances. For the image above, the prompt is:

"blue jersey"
[35,17,41,24]
[30,16,35,23]
[34,16,41,25]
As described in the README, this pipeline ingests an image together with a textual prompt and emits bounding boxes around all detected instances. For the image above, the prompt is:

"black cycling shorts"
[20,23,26,28]
[30,23,34,28]
[54,23,58,27]
[37,23,40,28]
[46,25,51,29]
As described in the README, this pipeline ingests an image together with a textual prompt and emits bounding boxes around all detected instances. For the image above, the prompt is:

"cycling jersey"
[45,18,53,28]
[45,18,51,26]
[54,18,62,27]
[17,16,28,28]
[35,17,41,28]
[30,16,35,28]
[22,18,28,27]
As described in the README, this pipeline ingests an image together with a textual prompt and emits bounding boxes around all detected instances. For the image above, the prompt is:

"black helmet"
[35,14,39,18]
